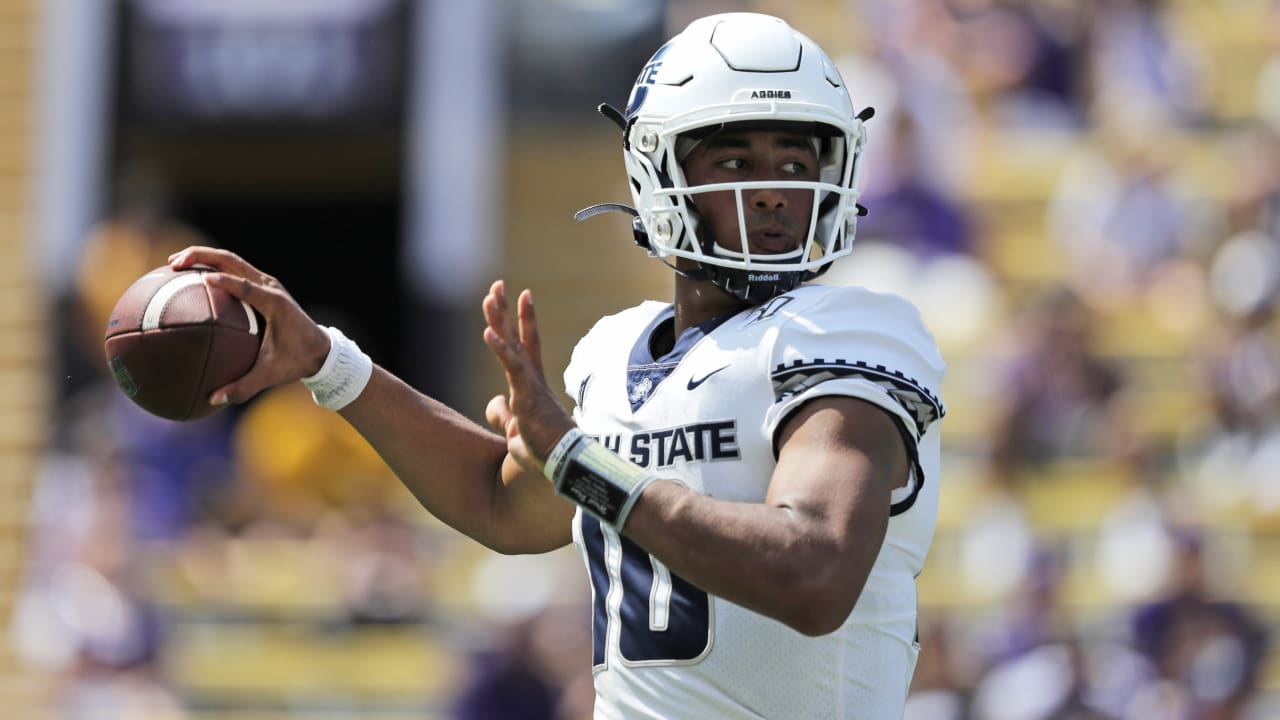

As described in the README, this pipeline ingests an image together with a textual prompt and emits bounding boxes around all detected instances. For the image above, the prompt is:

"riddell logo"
[748,273,781,281]
[750,90,792,99]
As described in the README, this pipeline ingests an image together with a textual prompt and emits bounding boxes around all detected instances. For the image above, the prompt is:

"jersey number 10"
[581,514,712,667]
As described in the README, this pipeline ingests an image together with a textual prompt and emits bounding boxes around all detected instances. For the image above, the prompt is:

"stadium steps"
[147,535,465,714]
[144,525,591,715]
[168,621,461,712]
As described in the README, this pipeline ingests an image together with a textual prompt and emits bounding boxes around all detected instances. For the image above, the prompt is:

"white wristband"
[300,326,373,411]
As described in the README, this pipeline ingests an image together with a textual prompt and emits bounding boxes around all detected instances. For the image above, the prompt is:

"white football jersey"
[563,284,947,720]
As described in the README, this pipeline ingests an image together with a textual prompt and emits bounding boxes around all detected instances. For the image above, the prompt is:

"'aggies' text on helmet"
[606,13,872,302]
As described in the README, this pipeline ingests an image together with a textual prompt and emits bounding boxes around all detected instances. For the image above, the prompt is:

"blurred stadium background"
[3,0,1280,718]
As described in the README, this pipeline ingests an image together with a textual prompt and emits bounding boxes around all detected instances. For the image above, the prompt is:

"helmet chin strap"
[664,256,713,282]
[701,263,805,302]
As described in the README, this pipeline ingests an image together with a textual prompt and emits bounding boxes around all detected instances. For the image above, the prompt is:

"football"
[103,265,262,421]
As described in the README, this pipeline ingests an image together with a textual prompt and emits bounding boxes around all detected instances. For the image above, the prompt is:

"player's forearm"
[336,366,562,552]
[624,480,885,636]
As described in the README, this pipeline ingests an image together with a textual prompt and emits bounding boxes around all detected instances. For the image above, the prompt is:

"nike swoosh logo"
[687,365,729,390]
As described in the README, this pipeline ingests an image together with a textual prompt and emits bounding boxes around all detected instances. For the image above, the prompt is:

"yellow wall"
[0,0,54,713]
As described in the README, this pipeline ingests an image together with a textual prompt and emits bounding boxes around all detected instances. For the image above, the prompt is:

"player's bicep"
[761,396,912,619]
[768,396,911,527]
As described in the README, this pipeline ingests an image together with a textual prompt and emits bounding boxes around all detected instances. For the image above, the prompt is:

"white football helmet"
[618,13,869,301]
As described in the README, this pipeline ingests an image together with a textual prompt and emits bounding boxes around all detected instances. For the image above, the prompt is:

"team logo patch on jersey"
[743,295,794,326]
[686,365,728,390]
[629,376,654,406]
[771,358,945,437]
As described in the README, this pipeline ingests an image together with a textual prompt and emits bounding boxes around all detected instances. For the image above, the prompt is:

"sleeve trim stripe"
[771,359,945,438]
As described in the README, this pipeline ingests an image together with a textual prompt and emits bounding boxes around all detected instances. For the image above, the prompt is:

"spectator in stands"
[989,285,1129,482]
[945,0,1089,128]
[10,399,180,718]
[848,0,977,190]
[1186,222,1280,516]
[1083,0,1212,124]
[1202,286,1280,440]
[980,545,1066,666]
[904,616,970,720]
[966,546,1103,720]
[1129,530,1269,719]
[1046,100,1203,310]
[454,599,592,720]
[454,616,558,720]
[856,108,975,258]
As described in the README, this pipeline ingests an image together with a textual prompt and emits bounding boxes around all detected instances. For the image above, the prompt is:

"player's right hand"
[481,280,577,474]
[169,246,331,407]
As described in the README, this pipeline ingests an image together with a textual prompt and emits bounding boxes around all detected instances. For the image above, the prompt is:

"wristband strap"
[544,428,656,530]
[544,428,588,483]
[300,326,373,411]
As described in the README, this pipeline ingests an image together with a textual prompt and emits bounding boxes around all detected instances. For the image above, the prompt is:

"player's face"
[681,129,820,256]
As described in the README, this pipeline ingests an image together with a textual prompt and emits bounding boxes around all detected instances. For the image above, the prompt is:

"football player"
[171,12,946,719]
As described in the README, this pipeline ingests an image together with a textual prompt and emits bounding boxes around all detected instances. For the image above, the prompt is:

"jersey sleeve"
[763,287,947,510]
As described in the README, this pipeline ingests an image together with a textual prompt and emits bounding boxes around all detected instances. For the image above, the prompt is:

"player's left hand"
[482,280,576,476]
